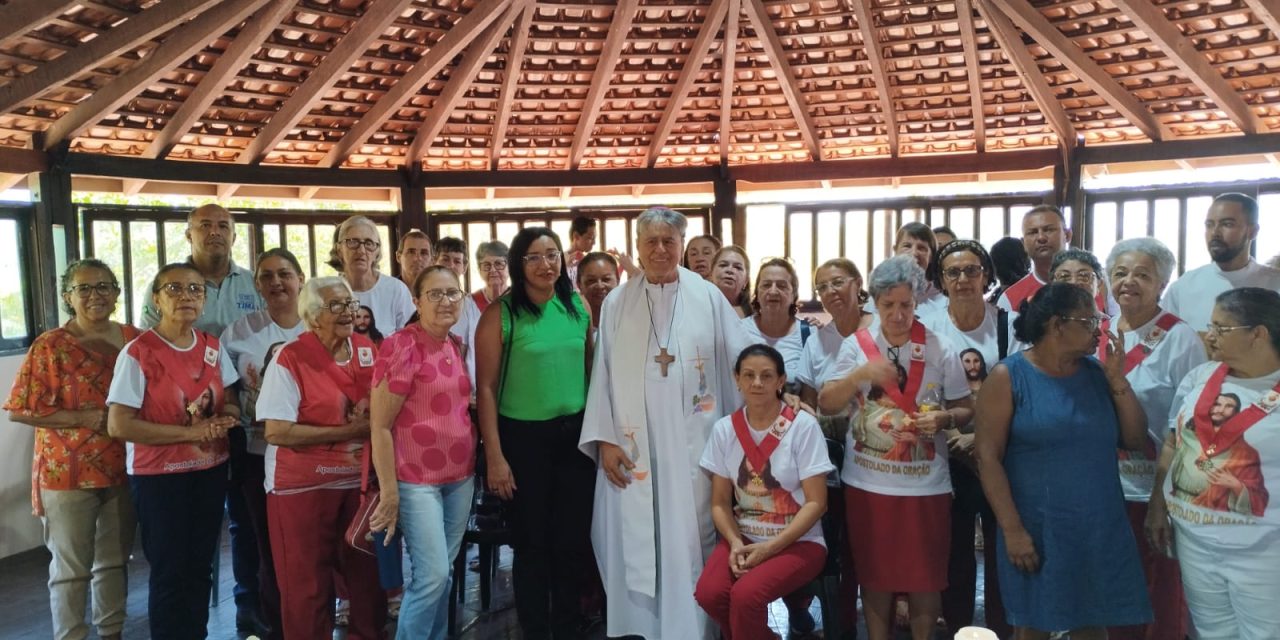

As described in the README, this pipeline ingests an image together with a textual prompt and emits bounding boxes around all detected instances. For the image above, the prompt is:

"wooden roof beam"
[319,0,514,168]
[986,0,1166,141]
[239,0,420,165]
[42,0,271,150]
[144,0,298,159]
[645,0,732,167]
[406,1,523,163]
[1112,0,1263,135]
[1244,0,1280,41]
[489,3,534,169]
[719,0,740,165]
[0,0,222,114]
[849,0,899,157]
[121,179,147,197]
[567,0,642,169]
[740,0,822,161]
[976,0,1076,149]
[0,0,80,49]
[956,0,986,152]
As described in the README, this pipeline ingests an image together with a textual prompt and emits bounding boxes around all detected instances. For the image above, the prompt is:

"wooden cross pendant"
[654,347,676,377]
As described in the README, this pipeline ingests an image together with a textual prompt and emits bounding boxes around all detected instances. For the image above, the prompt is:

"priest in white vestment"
[580,207,749,640]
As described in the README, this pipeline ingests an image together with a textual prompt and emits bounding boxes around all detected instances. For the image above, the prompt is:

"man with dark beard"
[1163,193,1280,336]
[959,348,987,394]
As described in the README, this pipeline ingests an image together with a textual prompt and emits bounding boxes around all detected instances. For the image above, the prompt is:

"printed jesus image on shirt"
[1170,394,1269,518]
[185,386,216,426]
[852,390,937,463]
[733,456,801,537]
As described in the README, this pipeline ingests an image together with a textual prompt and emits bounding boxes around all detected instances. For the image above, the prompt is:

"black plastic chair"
[447,441,512,637]
[797,437,847,638]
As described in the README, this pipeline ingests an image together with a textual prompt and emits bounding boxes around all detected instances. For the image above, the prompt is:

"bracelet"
[944,410,955,429]
[1111,384,1132,397]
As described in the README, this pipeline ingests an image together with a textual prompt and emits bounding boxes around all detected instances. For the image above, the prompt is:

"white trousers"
[1175,528,1280,640]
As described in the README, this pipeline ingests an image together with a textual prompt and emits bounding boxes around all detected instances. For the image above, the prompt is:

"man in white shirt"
[1163,192,1280,334]
[395,229,434,291]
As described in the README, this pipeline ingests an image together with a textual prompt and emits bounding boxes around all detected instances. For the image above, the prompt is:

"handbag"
[345,441,379,557]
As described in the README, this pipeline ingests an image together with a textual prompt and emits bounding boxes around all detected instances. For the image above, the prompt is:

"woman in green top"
[475,226,595,640]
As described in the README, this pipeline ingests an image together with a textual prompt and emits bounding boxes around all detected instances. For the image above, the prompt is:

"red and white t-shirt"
[373,323,475,486]
[107,329,238,475]
[257,332,377,494]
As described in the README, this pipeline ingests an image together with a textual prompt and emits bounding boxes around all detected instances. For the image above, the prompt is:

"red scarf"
[853,321,928,413]
[1099,312,1181,372]
[1193,363,1280,463]
[731,405,797,479]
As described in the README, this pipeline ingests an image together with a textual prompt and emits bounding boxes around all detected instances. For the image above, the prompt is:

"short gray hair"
[299,276,355,328]
[331,215,382,269]
[475,240,509,262]
[1106,237,1176,286]
[1050,248,1103,277]
[635,206,687,239]
[869,254,926,301]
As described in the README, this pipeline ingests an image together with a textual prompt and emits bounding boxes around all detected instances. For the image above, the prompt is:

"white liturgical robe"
[579,266,748,640]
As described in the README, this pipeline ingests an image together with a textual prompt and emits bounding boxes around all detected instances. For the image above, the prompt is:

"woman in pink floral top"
[5,259,138,640]
[369,265,477,640]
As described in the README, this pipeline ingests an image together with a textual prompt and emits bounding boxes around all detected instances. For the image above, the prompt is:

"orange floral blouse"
[4,325,139,515]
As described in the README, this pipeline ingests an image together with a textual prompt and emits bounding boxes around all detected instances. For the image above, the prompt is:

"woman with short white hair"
[332,215,415,336]
[257,276,385,640]
[819,254,973,640]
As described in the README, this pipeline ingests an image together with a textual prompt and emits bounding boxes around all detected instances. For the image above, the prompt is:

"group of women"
[8,206,1280,640]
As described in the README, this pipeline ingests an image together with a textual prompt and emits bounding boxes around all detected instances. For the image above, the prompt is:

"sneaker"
[335,598,350,627]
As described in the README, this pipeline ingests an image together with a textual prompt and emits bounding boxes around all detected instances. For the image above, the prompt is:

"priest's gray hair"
[635,206,687,239]
[299,276,356,328]
[868,254,926,301]
[1106,237,1176,286]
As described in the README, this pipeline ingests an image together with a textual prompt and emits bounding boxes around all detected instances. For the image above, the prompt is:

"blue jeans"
[396,477,474,640]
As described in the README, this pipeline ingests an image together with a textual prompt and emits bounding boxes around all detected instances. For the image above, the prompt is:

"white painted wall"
[0,353,44,559]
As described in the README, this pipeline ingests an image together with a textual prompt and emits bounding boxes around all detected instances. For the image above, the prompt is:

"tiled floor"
[0,525,995,639]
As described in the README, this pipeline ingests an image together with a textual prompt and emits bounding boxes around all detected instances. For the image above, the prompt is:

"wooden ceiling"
[1,0,1277,176]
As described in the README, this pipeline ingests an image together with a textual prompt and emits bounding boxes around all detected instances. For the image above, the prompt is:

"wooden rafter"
[239,0,419,165]
[0,0,222,115]
[0,0,79,48]
[719,0,740,165]
[740,0,822,161]
[956,0,986,152]
[976,0,1076,148]
[42,0,271,149]
[319,0,514,168]
[566,0,642,169]
[645,0,732,167]
[849,0,899,157]
[0,174,26,192]
[299,186,320,199]
[144,0,298,159]
[1112,0,1263,135]
[986,0,1166,141]
[406,1,522,163]
[489,3,534,169]
[122,179,146,196]
[1244,0,1280,41]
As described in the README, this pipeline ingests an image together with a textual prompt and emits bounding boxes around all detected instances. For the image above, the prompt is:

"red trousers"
[267,488,387,640]
[1108,500,1188,640]
[695,539,826,640]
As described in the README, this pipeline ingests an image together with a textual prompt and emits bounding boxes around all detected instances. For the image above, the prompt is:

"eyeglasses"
[157,283,207,298]
[65,282,120,298]
[1061,315,1102,332]
[479,260,508,273]
[342,238,381,252]
[325,299,361,314]
[522,250,562,266]
[1207,323,1255,338]
[1053,270,1096,284]
[423,288,465,303]
[814,277,852,295]
[942,265,985,281]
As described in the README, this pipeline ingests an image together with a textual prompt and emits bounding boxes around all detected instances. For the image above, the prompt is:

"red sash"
[472,290,492,313]
[137,330,220,412]
[854,321,928,414]
[1193,364,1280,463]
[731,405,797,476]
[1100,312,1181,372]
[291,332,375,405]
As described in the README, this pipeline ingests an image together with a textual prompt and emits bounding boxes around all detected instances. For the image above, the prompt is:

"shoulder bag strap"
[997,308,1009,360]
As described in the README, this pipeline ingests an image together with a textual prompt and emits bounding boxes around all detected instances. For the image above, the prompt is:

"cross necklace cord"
[645,282,680,376]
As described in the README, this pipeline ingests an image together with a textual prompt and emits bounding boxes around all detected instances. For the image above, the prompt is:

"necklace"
[645,282,680,376]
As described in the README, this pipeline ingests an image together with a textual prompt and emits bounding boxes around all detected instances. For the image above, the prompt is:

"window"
[0,205,35,351]
[80,206,396,326]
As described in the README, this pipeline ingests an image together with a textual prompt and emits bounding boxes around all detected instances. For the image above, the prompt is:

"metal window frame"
[0,203,37,353]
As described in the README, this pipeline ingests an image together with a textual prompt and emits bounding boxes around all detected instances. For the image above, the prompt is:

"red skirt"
[844,485,951,593]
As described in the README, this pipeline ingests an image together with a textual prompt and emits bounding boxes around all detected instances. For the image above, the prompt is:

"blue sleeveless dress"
[996,353,1152,629]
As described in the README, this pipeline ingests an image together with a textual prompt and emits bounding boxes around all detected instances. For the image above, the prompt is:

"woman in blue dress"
[975,282,1152,638]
